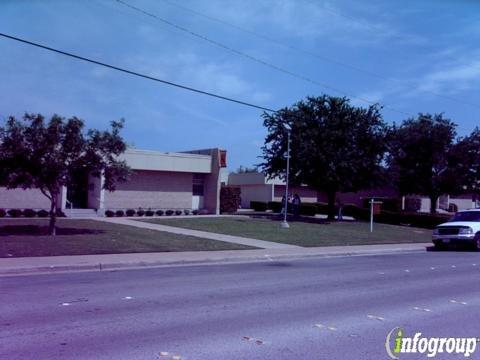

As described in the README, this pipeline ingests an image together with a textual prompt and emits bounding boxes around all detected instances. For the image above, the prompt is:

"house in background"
[228,172,318,208]
[0,148,227,216]
[228,172,478,213]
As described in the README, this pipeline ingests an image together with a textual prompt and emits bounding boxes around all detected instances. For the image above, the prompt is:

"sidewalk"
[95,217,301,250]
[0,243,430,276]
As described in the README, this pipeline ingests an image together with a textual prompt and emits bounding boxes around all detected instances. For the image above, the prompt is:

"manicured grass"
[0,219,253,258]
[142,217,432,247]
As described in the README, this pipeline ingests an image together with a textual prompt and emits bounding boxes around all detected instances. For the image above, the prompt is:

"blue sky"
[1,0,479,171]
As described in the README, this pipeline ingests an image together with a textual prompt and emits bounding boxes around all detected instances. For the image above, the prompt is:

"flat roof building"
[228,172,318,208]
[0,147,227,215]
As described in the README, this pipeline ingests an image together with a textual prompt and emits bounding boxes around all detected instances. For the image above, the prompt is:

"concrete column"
[202,149,222,214]
[58,186,67,210]
[88,173,105,213]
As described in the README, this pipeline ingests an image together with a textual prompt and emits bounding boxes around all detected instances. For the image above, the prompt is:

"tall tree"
[261,95,387,220]
[387,113,458,214]
[451,128,480,200]
[0,114,130,235]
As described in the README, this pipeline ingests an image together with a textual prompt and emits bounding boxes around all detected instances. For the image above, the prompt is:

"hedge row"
[340,205,449,229]
[252,201,318,216]
[249,200,449,229]
[0,209,65,218]
[105,208,199,217]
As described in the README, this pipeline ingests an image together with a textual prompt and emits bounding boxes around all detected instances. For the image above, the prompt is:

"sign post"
[370,198,383,233]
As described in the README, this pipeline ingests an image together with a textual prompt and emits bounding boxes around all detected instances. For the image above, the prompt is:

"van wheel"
[434,242,445,251]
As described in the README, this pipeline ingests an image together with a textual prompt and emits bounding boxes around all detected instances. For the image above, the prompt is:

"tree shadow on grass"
[249,214,332,225]
[0,225,105,236]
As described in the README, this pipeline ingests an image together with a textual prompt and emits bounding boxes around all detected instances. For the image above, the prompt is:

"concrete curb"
[0,245,429,276]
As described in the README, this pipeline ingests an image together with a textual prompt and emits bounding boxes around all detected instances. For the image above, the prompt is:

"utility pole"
[281,128,291,229]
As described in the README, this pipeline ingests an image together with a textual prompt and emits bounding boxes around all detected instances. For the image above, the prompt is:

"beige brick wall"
[103,170,193,210]
[273,185,318,203]
[0,187,50,209]
[239,184,273,208]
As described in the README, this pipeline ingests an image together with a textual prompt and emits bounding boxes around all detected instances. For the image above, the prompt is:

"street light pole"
[281,130,291,229]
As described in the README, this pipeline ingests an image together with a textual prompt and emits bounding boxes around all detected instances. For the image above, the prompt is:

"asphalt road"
[1,250,480,360]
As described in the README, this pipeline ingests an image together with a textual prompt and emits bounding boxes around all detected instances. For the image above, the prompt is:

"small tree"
[387,113,459,214]
[261,95,387,220]
[0,114,130,235]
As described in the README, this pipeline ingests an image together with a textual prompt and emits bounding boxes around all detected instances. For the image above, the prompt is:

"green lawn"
[0,219,253,258]
[142,217,432,247]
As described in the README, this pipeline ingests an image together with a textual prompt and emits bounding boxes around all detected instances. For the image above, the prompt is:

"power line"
[0,32,474,134]
[114,0,412,117]
[0,32,276,113]
[157,0,480,110]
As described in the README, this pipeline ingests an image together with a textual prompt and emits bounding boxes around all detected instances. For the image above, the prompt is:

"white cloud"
[185,0,426,46]
[418,57,480,94]
[124,51,272,103]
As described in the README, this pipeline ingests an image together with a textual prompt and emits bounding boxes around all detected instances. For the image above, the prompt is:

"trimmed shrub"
[448,203,458,213]
[175,210,183,216]
[343,204,369,220]
[362,198,401,212]
[299,204,317,216]
[136,209,145,216]
[192,209,199,215]
[0,209,6,218]
[8,209,22,218]
[126,209,135,217]
[220,186,241,213]
[156,210,164,216]
[184,209,190,215]
[56,210,66,217]
[199,209,210,215]
[404,197,421,212]
[314,202,329,215]
[37,209,49,217]
[166,210,174,216]
[145,209,154,216]
[105,210,115,217]
[381,198,401,212]
[250,201,268,212]
[23,209,37,218]
[343,204,450,229]
[268,201,283,213]
[115,210,125,217]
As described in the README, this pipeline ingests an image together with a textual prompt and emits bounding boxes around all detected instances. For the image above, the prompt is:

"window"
[193,174,204,196]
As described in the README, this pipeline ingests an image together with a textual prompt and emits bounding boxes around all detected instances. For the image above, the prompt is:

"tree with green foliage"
[0,114,130,235]
[451,128,480,199]
[233,165,258,174]
[260,95,387,220]
[387,113,459,214]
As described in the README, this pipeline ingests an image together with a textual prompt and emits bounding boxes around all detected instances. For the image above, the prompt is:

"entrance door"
[66,170,89,208]
[192,195,204,210]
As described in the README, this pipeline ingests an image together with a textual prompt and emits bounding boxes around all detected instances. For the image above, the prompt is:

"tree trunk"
[49,195,57,236]
[429,195,438,214]
[327,190,336,221]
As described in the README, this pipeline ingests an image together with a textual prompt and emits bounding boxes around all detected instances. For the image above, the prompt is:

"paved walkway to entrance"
[95,217,301,250]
